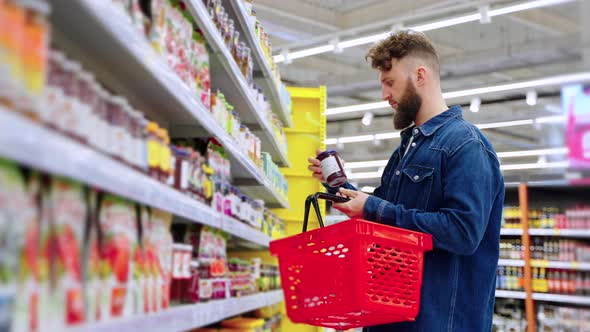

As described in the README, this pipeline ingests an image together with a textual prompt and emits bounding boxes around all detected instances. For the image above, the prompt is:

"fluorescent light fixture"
[337,32,390,49]
[345,160,389,169]
[274,0,576,63]
[327,116,565,146]
[480,5,491,24]
[325,138,338,145]
[348,171,383,180]
[346,160,570,179]
[326,72,590,116]
[488,0,575,17]
[330,38,343,54]
[327,101,388,115]
[344,148,567,171]
[526,90,538,106]
[361,186,376,193]
[496,147,568,158]
[476,119,534,129]
[470,97,481,112]
[412,13,481,31]
[501,160,569,171]
[362,112,374,126]
[535,115,566,124]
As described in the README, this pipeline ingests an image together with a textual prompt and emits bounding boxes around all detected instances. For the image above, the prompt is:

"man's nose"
[382,88,391,101]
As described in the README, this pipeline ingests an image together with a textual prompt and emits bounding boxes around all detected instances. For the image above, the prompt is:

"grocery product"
[0,160,40,332]
[317,150,347,187]
[150,209,173,310]
[50,177,88,327]
[98,194,136,319]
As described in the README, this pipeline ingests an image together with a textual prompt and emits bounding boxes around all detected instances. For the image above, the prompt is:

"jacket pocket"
[400,165,435,210]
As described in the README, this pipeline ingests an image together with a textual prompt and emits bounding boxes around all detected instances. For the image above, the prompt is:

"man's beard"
[393,79,422,130]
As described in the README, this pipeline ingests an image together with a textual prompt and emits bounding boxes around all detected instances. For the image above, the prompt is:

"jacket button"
[411,142,416,147]
[413,175,419,180]
[395,170,400,176]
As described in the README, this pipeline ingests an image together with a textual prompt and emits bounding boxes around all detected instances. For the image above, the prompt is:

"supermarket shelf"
[501,228,524,236]
[532,293,590,306]
[0,110,272,248]
[184,0,290,167]
[49,0,289,207]
[495,290,527,299]
[529,229,590,238]
[66,290,284,332]
[530,260,590,271]
[224,0,293,128]
[498,259,526,267]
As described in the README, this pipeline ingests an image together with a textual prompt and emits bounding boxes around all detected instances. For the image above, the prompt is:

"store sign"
[562,84,590,168]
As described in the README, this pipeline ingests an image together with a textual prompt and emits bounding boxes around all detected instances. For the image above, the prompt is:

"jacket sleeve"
[363,139,503,255]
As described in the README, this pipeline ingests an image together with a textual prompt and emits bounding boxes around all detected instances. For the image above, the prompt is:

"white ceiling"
[253,0,590,186]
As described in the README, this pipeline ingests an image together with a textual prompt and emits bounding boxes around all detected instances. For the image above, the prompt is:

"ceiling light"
[337,140,344,150]
[496,147,568,158]
[273,0,576,63]
[326,116,565,146]
[279,49,291,65]
[500,161,569,171]
[326,72,590,116]
[343,148,567,171]
[470,97,481,112]
[347,160,570,179]
[479,5,491,24]
[362,112,373,126]
[476,119,534,129]
[344,160,389,169]
[526,90,538,106]
[330,38,343,54]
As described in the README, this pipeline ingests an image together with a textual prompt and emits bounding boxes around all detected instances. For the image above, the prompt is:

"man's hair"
[365,30,440,75]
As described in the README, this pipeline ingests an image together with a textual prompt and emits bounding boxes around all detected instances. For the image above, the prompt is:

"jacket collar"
[401,105,463,138]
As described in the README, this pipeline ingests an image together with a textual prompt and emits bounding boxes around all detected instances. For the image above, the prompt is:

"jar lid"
[317,150,337,159]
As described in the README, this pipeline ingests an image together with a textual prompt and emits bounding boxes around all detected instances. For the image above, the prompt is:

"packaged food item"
[0,160,39,332]
[49,177,87,327]
[317,150,347,187]
[170,243,192,304]
[98,194,136,319]
[0,0,26,108]
[37,175,52,332]
[130,203,146,314]
[20,0,51,118]
[146,121,161,180]
[150,209,173,310]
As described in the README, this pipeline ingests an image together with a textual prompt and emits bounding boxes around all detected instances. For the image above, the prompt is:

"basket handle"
[302,192,350,232]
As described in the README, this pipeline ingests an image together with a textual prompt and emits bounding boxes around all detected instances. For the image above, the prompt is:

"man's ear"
[415,66,427,87]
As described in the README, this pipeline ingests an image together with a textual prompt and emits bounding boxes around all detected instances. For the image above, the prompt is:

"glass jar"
[224,20,234,49]
[75,69,95,145]
[231,30,240,63]
[172,147,190,193]
[317,150,348,187]
[42,50,66,130]
[60,58,81,140]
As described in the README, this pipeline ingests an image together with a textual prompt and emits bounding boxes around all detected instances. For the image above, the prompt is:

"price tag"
[572,261,579,269]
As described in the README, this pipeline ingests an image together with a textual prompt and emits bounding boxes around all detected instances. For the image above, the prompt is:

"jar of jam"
[42,50,66,130]
[107,96,128,161]
[317,150,347,187]
[75,69,96,145]
[186,260,200,303]
[60,58,81,140]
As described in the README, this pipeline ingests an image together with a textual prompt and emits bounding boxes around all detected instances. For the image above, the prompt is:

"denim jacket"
[328,106,504,332]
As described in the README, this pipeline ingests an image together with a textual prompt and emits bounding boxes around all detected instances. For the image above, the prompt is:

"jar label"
[321,155,342,181]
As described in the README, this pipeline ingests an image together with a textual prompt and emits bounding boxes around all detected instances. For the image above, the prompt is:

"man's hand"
[307,149,325,182]
[332,188,369,219]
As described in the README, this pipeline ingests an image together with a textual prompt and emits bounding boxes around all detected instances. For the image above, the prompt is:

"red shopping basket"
[269,192,433,329]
